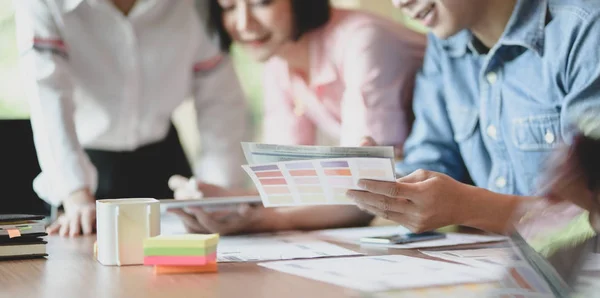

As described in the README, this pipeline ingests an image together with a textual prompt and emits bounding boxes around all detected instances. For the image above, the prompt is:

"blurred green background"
[0,0,425,163]
[0,0,424,121]
[0,0,29,119]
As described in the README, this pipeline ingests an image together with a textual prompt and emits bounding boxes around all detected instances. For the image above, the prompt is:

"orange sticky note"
[153,263,218,275]
[7,229,21,238]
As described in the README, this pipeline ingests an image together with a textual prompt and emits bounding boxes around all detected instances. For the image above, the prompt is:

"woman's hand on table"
[47,188,96,237]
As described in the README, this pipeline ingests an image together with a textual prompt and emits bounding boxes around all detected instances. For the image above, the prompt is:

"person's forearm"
[459,186,526,234]
[247,206,375,233]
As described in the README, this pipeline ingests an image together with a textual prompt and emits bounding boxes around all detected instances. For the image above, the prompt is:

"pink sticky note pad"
[143,252,217,266]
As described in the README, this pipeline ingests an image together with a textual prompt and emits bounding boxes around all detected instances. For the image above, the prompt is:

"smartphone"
[360,231,446,245]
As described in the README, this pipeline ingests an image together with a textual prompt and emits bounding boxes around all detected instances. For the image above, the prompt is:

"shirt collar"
[60,0,158,15]
[500,0,548,56]
[278,31,338,90]
[60,0,86,13]
[441,0,548,57]
[308,33,338,88]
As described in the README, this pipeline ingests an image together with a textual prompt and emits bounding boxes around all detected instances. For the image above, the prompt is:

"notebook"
[0,240,47,260]
[0,214,47,260]
[0,222,46,237]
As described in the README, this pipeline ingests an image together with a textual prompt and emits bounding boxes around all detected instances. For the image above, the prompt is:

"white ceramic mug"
[96,198,160,266]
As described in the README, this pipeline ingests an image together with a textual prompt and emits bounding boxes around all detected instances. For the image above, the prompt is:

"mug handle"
[114,205,122,265]
[146,204,153,238]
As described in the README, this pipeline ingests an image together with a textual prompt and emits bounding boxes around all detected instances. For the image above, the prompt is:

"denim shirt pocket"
[450,106,480,143]
[511,114,562,151]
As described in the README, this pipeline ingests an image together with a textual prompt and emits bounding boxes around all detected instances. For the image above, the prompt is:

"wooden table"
[0,232,500,298]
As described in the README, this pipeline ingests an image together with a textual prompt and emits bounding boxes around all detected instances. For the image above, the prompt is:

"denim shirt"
[397,0,600,196]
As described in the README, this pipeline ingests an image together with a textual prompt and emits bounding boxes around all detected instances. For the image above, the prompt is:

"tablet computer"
[159,196,262,211]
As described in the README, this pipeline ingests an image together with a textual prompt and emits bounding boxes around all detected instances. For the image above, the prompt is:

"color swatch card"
[242,157,395,207]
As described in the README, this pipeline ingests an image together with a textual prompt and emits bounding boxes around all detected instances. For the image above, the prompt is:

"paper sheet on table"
[217,233,362,262]
[241,142,394,165]
[373,248,557,297]
[421,248,512,278]
[259,255,499,292]
[315,226,508,249]
[369,283,498,298]
[242,158,396,207]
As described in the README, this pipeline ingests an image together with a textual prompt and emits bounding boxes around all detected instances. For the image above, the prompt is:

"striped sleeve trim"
[32,38,69,58]
[193,55,224,74]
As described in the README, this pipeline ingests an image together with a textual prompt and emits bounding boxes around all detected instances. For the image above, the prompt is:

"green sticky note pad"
[144,234,220,248]
[144,245,217,257]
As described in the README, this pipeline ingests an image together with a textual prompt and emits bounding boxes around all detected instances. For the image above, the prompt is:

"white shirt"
[14,0,249,206]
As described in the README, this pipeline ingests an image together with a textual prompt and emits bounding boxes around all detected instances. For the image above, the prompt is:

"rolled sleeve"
[395,34,467,179]
[561,12,600,138]
[15,0,97,206]
[192,33,250,188]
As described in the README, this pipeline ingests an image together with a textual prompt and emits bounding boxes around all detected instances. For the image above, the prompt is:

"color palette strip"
[242,157,395,207]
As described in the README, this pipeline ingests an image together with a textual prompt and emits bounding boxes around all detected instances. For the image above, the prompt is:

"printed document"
[259,255,499,292]
[217,233,362,262]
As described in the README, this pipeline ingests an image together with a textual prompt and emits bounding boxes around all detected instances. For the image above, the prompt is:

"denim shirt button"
[544,131,556,144]
[486,125,498,140]
[486,72,498,84]
[495,176,507,188]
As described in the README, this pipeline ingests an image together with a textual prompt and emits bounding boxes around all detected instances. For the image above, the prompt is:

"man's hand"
[347,170,485,233]
[47,188,96,237]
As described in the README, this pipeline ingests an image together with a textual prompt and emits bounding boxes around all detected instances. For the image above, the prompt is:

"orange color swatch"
[255,171,283,178]
[259,178,287,186]
[324,169,352,176]
[289,170,318,177]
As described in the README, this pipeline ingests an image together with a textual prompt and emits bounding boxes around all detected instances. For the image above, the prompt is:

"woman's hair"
[207,0,331,52]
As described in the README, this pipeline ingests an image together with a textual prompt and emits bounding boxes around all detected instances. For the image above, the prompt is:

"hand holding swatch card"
[241,143,396,207]
[243,158,395,207]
